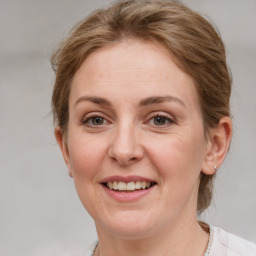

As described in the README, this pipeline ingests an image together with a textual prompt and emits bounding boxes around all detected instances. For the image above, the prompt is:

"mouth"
[100,176,157,201]
[103,181,156,192]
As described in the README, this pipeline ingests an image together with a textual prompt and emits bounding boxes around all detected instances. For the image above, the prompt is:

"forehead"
[70,39,199,109]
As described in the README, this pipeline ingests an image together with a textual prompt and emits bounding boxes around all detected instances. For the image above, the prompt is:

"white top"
[85,224,256,256]
[207,225,256,256]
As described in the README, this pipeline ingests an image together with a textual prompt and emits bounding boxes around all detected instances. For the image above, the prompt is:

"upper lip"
[100,175,156,184]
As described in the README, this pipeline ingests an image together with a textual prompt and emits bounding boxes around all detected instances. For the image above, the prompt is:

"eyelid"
[146,111,175,121]
[81,112,111,125]
[145,111,176,126]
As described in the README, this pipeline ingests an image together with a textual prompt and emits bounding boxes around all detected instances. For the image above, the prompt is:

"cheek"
[146,132,205,182]
[67,133,109,215]
[68,133,108,178]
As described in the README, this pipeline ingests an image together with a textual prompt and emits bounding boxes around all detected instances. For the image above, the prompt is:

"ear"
[202,116,232,175]
[55,127,73,178]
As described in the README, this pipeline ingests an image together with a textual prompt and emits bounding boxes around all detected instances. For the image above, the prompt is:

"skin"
[55,40,232,256]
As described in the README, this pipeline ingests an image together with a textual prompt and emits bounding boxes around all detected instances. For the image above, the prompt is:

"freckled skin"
[62,40,208,236]
[56,40,233,256]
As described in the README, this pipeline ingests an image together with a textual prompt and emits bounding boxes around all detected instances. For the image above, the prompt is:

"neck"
[95,218,209,256]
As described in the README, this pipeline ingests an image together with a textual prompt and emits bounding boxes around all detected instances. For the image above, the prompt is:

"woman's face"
[58,40,214,239]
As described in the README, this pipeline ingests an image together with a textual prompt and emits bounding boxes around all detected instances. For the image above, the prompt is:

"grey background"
[0,0,255,255]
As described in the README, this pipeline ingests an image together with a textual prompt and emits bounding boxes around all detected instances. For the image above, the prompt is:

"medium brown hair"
[51,0,232,213]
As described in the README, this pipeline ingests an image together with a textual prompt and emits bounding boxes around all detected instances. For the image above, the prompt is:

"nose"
[108,122,143,166]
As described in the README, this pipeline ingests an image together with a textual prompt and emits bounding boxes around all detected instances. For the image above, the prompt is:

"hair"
[51,0,232,214]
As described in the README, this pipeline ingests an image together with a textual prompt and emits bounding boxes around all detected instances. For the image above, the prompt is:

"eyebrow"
[139,96,186,107]
[74,95,186,108]
[75,96,112,107]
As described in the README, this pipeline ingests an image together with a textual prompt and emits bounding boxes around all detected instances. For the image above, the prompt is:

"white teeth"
[127,182,135,191]
[135,181,142,189]
[106,181,153,191]
[108,181,113,189]
[118,182,126,190]
[113,181,118,190]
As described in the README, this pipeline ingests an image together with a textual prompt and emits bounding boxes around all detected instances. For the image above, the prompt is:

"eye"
[147,113,174,127]
[153,116,169,126]
[82,114,108,127]
[90,116,105,125]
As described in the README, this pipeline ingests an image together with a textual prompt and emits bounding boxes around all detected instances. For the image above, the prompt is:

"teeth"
[118,182,126,190]
[108,181,113,189]
[127,182,135,191]
[106,181,153,191]
[135,181,141,189]
[113,181,118,190]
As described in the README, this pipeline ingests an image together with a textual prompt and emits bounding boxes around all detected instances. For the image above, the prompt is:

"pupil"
[93,117,103,125]
[154,116,165,125]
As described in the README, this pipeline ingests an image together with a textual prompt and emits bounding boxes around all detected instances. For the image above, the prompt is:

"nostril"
[108,140,144,165]
[109,155,138,165]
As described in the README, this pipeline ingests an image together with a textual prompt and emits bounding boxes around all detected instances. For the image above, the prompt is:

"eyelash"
[81,113,110,127]
[81,112,175,128]
[146,113,175,127]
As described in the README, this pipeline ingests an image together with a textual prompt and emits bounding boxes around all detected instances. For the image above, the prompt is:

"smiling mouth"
[103,181,156,191]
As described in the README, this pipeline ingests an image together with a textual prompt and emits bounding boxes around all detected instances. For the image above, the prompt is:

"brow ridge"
[75,96,112,106]
[139,96,186,107]
[75,95,185,108]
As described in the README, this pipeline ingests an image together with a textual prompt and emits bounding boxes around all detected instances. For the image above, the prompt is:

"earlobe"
[54,127,73,178]
[202,116,232,175]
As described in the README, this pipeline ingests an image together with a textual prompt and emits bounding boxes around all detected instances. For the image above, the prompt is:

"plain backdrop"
[0,0,255,255]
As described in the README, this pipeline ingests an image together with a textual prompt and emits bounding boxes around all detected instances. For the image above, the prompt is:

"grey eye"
[153,116,168,125]
[91,117,104,125]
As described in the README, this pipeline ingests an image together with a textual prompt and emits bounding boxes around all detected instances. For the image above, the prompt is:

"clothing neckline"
[200,222,214,256]
[90,222,214,256]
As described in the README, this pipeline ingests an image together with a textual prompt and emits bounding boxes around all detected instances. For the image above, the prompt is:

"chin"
[96,210,157,239]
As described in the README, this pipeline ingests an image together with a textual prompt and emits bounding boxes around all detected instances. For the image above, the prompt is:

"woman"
[51,0,256,255]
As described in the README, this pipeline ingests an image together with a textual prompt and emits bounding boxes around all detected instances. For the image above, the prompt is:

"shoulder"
[85,241,98,256]
[85,251,94,256]
[210,224,256,256]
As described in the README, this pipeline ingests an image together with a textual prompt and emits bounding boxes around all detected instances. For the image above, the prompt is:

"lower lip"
[102,185,155,202]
